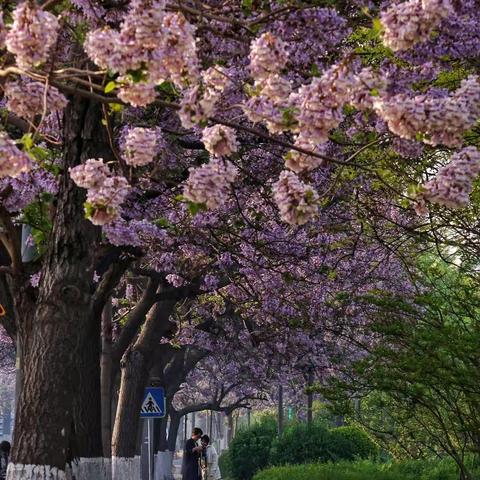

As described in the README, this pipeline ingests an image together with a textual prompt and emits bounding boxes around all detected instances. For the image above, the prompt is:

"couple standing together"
[182,428,221,480]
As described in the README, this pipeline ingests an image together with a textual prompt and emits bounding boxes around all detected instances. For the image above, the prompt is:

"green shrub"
[218,450,233,479]
[229,416,277,480]
[328,426,378,461]
[269,422,332,466]
[269,423,377,466]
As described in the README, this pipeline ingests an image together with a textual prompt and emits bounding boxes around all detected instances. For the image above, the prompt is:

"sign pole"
[148,418,153,480]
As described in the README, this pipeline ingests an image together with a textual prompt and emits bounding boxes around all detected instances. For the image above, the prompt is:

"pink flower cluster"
[117,80,157,108]
[202,125,238,157]
[272,170,319,225]
[0,132,32,178]
[249,33,288,81]
[296,63,355,144]
[123,127,158,166]
[183,158,237,209]
[5,2,60,69]
[178,66,230,128]
[85,1,199,105]
[381,0,453,52]
[70,159,130,225]
[4,77,68,121]
[244,34,293,134]
[375,75,480,147]
[285,136,326,173]
[416,147,480,213]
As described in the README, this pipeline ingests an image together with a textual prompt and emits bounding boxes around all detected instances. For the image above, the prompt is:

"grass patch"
[252,459,480,480]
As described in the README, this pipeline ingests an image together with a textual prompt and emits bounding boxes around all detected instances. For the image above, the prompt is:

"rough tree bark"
[101,301,113,459]
[7,96,106,480]
[111,298,177,479]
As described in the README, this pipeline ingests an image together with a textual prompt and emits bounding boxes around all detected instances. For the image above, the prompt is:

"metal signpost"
[140,387,166,480]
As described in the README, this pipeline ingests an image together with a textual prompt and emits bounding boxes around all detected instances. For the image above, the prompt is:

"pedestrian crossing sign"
[140,387,166,418]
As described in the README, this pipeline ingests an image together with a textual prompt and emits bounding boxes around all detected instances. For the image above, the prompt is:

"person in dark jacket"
[182,427,203,480]
[0,441,10,480]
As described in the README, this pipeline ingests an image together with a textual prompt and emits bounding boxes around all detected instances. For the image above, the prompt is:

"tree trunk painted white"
[71,458,111,480]
[154,451,174,480]
[6,464,67,480]
[111,456,140,480]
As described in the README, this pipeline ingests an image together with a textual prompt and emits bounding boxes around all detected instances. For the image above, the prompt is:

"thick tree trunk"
[101,300,113,458]
[71,309,104,480]
[153,414,173,480]
[111,299,176,479]
[8,97,107,480]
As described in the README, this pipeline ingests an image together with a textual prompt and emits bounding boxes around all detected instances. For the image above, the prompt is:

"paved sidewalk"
[173,456,182,479]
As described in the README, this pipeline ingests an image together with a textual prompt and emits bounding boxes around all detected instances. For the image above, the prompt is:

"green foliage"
[253,458,480,480]
[329,427,379,461]
[321,255,480,476]
[270,423,377,467]
[269,423,330,466]
[219,450,233,479]
[229,416,277,480]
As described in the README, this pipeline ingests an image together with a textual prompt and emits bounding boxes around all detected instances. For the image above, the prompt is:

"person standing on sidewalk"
[182,427,203,480]
[200,435,221,480]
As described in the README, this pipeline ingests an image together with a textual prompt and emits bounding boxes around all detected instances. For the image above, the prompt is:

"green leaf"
[154,217,172,228]
[187,201,207,216]
[104,81,117,93]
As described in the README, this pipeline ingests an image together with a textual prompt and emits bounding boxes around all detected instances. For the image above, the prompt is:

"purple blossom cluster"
[375,75,480,147]
[0,167,58,213]
[416,147,480,213]
[272,171,318,225]
[201,125,238,157]
[380,0,453,52]
[4,77,68,121]
[5,2,60,69]
[103,218,167,247]
[0,132,32,179]
[183,158,237,209]
[270,7,350,71]
[70,159,130,225]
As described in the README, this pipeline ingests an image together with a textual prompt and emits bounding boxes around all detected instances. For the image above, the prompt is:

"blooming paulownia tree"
[0,1,480,479]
